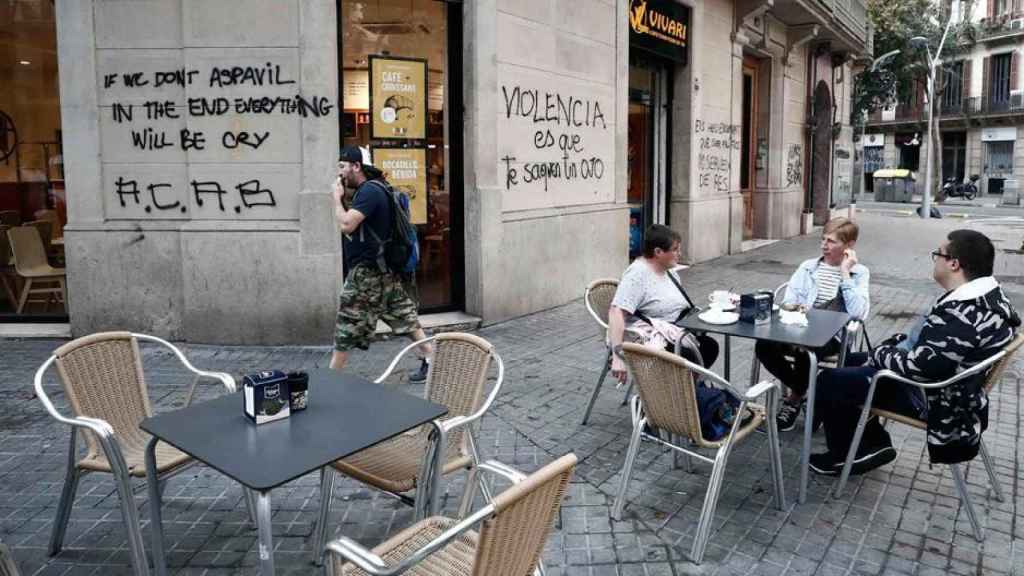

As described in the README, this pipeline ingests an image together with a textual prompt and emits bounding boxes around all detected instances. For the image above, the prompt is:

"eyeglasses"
[931,250,955,262]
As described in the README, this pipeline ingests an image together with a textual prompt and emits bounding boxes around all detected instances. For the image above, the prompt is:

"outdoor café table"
[140,369,448,576]
[679,308,851,504]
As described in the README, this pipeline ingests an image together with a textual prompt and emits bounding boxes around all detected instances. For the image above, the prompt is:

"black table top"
[679,308,851,349]
[139,370,448,491]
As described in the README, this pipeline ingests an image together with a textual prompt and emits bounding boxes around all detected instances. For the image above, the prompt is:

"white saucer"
[710,303,737,312]
[698,310,739,325]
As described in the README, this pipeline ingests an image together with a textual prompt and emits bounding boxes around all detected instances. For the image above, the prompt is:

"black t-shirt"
[343,179,393,270]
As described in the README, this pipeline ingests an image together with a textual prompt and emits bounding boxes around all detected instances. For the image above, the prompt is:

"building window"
[989,53,1012,111]
[941,61,964,111]
[986,141,1014,175]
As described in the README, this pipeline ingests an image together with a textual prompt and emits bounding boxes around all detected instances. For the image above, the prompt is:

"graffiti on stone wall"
[786,144,803,187]
[696,120,740,193]
[103,63,331,217]
[499,85,608,193]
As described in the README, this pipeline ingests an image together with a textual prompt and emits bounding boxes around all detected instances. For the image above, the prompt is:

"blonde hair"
[823,217,859,244]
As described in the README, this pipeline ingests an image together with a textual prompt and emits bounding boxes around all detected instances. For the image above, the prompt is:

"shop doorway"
[0,0,66,323]
[339,0,463,312]
[627,56,670,259]
[740,58,759,239]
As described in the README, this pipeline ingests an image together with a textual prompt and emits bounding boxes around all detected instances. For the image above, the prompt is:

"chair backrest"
[773,282,788,304]
[584,278,619,329]
[0,542,21,576]
[426,333,494,451]
[984,332,1024,393]
[621,343,707,444]
[51,332,154,460]
[25,220,52,253]
[0,211,19,227]
[0,225,10,267]
[7,226,50,273]
[472,453,576,576]
[33,209,60,239]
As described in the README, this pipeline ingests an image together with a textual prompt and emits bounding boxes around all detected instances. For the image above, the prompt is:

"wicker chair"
[33,332,236,576]
[580,278,630,425]
[7,226,65,314]
[0,542,20,576]
[315,333,505,566]
[832,335,1024,541]
[613,343,785,564]
[326,453,576,576]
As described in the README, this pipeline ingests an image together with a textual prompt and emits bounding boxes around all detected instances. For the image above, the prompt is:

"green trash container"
[873,169,913,203]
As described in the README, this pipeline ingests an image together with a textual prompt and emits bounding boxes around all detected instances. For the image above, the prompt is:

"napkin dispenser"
[739,291,773,325]
[243,370,291,424]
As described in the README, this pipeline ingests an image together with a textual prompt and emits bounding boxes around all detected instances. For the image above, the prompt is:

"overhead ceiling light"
[18,60,31,65]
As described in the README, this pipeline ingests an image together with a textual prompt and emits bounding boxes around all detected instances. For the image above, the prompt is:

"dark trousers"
[815,353,928,457]
[754,338,842,397]
[666,334,719,369]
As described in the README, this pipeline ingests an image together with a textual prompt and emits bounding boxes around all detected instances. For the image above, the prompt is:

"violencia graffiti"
[499,85,609,192]
[696,120,740,193]
[103,62,331,217]
[786,144,803,187]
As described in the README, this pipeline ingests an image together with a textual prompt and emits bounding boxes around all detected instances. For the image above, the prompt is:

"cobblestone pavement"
[1,213,1022,576]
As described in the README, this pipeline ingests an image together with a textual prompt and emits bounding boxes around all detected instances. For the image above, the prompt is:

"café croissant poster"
[375,147,427,224]
[370,56,427,140]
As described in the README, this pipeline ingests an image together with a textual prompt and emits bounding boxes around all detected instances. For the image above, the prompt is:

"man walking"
[810,229,1020,476]
[331,145,431,382]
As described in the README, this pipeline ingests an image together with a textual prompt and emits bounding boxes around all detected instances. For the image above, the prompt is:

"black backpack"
[362,179,417,275]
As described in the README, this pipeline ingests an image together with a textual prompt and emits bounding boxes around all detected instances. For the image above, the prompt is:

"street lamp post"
[911,15,955,219]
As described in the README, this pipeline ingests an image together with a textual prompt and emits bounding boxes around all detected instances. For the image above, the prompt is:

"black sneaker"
[847,445,897,476]
[808,452,842,476]
[776,397,805,432]
[409,359,430,384]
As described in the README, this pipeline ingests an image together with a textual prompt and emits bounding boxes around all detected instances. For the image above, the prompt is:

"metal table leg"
[799,350,818,504]
[255,490,275,575]
[723,334,731,381]
[146,437,167,576]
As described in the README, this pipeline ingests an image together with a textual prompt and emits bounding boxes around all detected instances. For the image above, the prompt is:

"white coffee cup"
[708,290,733,307]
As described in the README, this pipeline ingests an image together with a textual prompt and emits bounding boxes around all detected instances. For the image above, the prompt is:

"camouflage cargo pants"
[334,265,421,352]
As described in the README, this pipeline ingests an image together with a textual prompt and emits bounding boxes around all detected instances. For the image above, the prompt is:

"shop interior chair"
[6,226,65,314]
[581,278,635,425]
[314,332,505,566]
[24,220,53,255]
[0,225,18,306]
[0,210,18,227]
[613,343,785,564]
[832,336,1024,541]
[0,542,21,576]
[325,453,576,576]
[34,332,236,576]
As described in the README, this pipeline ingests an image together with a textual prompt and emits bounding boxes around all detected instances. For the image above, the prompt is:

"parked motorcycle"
[941,174,979,200]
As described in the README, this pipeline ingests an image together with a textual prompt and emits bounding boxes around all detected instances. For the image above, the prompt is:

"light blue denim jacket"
[782,257,870,321]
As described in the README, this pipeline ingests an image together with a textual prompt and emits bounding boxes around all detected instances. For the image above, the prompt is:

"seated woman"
[755,217,870,432]
[608,224,718,384]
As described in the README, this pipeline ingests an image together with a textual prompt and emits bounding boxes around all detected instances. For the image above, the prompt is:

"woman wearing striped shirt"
[755,217,871,432]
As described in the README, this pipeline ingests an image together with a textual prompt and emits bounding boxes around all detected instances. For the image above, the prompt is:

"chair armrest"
[325,506,494,576]
[477,459,529,484]
[679,357,749,399]
[134,333,236,392]
[33,356,116,440]
[871,350,1005,390]
[744,380,780,401]
[375,336,438,384]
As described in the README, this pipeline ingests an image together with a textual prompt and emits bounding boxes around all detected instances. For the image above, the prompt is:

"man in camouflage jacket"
[810,230,1020,476]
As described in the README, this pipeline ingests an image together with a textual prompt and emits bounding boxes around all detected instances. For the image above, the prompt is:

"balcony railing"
[977,16,1024,41]
[942,95,1024,116]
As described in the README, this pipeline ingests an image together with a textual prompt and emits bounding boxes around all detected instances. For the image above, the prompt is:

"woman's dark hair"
[643,224,682,258]
[947,229,994,280]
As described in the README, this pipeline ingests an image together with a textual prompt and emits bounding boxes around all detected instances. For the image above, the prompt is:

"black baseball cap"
[339,145,371,165]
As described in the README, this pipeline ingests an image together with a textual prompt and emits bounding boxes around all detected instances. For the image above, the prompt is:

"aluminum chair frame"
[612,343,785,564]
[324,455,575,576]
[0,542,21,576]
[33,333,236,576]
[832,350,1008,541]
[314,334,505,566]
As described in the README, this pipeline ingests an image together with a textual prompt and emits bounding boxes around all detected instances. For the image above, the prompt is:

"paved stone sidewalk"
[1,213,1022,575]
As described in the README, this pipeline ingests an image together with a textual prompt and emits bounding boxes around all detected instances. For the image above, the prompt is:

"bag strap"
[666,269,698,322]
[359,179,395,273]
